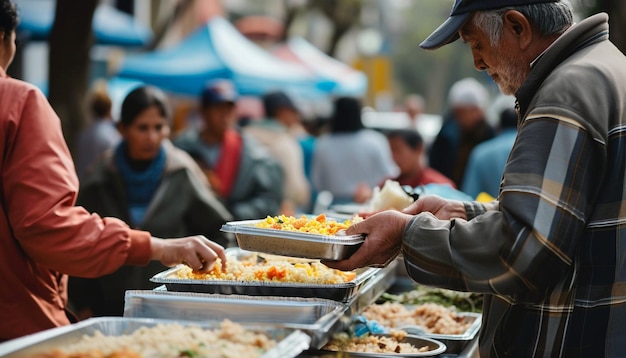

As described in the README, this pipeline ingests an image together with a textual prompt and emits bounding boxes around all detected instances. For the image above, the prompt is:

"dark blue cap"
[263,91,298,117]
[200,79,239,107]
[420,0,559,50]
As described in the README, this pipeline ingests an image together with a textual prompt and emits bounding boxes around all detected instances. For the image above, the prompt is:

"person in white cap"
[429,77,494,187]
[324,0,626,356]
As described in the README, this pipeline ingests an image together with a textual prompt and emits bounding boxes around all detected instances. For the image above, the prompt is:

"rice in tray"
[324,330,429,354]
[173,254,356,284]
[254,214,361,235]
[362,302,473,335]
[29,320,275,358]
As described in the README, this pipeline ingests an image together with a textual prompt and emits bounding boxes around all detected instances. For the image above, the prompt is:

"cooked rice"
[362,302,473,335]
[255,214,361,235]
[173,254,356,284]
[324,330,430,354]
[30,320,275,358]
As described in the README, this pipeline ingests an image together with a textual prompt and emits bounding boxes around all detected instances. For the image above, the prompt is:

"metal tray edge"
[150,264,379,289]
[0,317,310,358]
[221,220,365,243]
[401,312,482,341]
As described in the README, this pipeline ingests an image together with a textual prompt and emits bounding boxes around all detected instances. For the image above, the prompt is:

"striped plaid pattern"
[402,14,626,357]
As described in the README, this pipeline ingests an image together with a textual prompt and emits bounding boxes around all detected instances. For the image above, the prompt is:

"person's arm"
[4,87,226,278]
[327,114,602,297]
[402,114,603,295]
[3,87,151,277]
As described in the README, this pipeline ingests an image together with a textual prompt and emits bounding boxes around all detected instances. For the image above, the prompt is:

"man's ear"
[502,10,533,50]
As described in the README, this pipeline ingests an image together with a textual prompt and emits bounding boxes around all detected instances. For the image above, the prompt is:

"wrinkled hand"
[150,235,226,273]
[402,195,466,220]
[322,210,413,271]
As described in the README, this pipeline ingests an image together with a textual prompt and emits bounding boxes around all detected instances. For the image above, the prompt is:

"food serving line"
[0,216,481,358]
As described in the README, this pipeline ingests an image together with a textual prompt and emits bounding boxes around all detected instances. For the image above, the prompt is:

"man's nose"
[472,49,487,71]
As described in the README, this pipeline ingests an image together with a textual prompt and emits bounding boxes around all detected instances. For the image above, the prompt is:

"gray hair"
[473,1,574,47]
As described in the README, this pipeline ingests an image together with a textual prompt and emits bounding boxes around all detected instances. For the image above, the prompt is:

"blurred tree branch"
[48,0,97,156]
[312,0,362,56]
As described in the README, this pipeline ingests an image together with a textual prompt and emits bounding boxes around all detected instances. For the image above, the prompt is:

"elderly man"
[325,0,626,356]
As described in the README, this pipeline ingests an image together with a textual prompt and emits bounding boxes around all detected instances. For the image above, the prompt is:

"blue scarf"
[114,142,166,226]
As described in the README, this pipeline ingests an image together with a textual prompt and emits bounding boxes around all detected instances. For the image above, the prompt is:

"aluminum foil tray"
[123,291,349,349]
[311,333,447,357]
[150,248,379,302]
[221,219,364,260]
[400,311,481,354]
[0,317,310,358]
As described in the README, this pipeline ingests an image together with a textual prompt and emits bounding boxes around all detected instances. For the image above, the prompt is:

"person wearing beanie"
[429,77,494,187]
[324,0,626,356]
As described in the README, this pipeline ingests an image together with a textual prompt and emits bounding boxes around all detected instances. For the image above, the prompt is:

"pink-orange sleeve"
[2,85,152,278]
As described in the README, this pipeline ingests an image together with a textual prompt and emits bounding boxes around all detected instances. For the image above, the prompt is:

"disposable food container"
[0,317,310,358]
[221,219,364,260]
[315,333,447,357]
[123,291,348,349]
[399,311,481,354]
[150,248,379,302]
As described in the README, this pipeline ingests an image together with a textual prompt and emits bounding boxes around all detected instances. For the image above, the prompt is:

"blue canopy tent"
[117,17,333,98]
[274,37,368,97]
[14,0,153,47]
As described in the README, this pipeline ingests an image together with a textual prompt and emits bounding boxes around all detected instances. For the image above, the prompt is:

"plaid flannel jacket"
[402,13,626,357]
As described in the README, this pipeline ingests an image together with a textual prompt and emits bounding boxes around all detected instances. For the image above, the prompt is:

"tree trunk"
[48,0,97,156]
[608,1,626,54]
[585,0,626,54]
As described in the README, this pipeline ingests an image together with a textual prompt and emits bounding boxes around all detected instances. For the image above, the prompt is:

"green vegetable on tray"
[378,285,484,313]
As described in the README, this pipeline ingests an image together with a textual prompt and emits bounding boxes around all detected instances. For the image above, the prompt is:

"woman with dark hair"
[70,85,232,317]
[311,97,397,204]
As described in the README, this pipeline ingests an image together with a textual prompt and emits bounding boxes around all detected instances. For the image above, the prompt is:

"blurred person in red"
[0,0,226,341]
[70,85,233,318]
[387,129,455,188]
[174,80,283,219]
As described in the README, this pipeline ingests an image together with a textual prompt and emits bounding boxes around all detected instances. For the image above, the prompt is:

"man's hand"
[322,210,413,271]
[402,195,466,220]
[150,236,227,273]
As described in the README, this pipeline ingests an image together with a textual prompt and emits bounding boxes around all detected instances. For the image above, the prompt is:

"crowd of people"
[9,0,626,355]
[0,0,517,338]
[64,72,517,317]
